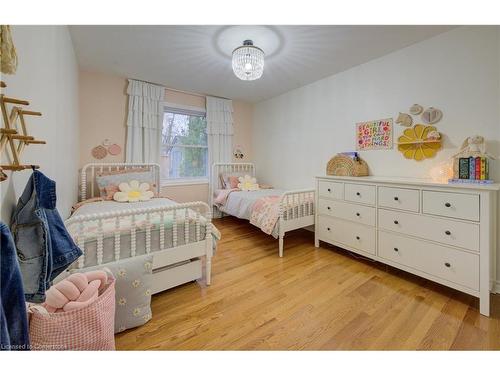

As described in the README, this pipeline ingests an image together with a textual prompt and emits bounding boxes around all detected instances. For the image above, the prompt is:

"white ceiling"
[69,25,455,103]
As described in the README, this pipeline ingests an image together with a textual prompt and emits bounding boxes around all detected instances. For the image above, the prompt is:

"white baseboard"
[493,281,500,294]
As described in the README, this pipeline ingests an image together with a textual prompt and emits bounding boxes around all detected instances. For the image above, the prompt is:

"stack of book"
[449,156,493,184]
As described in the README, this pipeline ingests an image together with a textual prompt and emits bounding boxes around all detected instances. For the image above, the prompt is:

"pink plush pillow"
[220,172,248,188]
[104,185,120,200]
[228,176,240,189]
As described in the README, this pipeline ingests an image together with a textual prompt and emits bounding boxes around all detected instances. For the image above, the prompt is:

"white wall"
[253,26,500,284]
[0,26,79,223]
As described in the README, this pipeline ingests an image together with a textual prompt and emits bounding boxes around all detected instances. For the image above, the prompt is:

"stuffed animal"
[453,135,494,158]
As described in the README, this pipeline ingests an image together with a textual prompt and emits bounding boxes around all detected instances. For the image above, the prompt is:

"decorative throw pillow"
[220,172,248,189]
[228,176,240,189]
[113,180,154,202]
[70,254,154,333]
[238,175,260,191]
[96,169,157,199]
[104,185,120,200]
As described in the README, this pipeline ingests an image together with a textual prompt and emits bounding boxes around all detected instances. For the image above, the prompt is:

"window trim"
[163,102,206,115]
[161,178,209,187]
[161,104,208,183]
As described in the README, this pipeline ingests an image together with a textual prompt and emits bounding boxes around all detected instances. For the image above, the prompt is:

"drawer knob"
[356,192,361,196]
[445,202,451,208]
[327,227,331,231]
[445,230,451,236]
[444,262,451,268]
[394,196,399,201]
[327,206,331,210]
[356,236,360,240]
[394,220,399,225]
[393,247,399,252]
[356,212,360,217]
[327,188,331,192]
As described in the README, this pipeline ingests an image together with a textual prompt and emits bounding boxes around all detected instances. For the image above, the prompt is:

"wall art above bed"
[356,118,393,150]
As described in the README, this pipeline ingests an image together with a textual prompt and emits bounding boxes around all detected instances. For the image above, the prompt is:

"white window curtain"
[206,96,234,171]
[125,79,165,163]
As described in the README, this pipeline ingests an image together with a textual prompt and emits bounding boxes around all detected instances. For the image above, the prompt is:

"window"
[160,106,208,182]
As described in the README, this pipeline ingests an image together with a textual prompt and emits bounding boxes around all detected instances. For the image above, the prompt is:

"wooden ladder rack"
[0,81,45,172]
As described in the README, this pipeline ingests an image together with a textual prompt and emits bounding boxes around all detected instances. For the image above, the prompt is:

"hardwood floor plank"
[115,217,500,350]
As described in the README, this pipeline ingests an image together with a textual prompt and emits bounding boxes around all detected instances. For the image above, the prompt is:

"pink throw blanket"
[214,188,240,206]
[250,196,281,235]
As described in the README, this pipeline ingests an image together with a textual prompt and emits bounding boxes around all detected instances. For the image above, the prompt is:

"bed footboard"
[278,189,315,257]
[65,201,214,287]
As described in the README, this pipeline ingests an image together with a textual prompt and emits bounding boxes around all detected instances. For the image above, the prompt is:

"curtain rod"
[165,87,230,101]
[129,78,230,100]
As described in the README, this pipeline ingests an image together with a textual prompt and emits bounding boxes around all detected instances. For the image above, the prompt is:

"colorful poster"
[356,118,393,150]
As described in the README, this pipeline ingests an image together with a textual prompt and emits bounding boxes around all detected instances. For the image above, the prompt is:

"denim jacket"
[10,170,82,303]
[1,222,30,350]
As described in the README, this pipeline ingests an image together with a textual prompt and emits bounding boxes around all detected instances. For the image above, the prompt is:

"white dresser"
[315,175,499,316]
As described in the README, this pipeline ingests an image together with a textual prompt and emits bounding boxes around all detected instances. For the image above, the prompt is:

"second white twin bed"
[210,163,315,257]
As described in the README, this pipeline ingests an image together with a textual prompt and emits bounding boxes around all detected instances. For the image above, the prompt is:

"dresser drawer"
[318,180,344,200]
[378,186,419,212]
[344,183,376,205]
[318,199,376,226]
[422,190,479,221]
[378,209,479,251]
[318,216,376,255]
[378,231,479,291]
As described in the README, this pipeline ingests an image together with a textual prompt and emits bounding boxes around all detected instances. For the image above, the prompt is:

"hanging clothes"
[10,170,82,303]
[1,222,30,350]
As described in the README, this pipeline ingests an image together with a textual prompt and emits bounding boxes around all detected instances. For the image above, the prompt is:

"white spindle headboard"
[210,162,255,190]
[209,163,255,213]
[80,163,161,201]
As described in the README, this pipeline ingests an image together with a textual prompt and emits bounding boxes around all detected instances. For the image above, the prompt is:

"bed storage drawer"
[318,216,376,255]
[378,231,479,291]
[151,259,202,294]
[422,190,479,221]
[344,183,376,205]
[318,180,344,200]
[378,209,479,251]
[318,199,375,226]
[378,186,419,212]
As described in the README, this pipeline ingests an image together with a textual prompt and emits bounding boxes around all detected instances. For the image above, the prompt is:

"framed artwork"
[356,118,393,150]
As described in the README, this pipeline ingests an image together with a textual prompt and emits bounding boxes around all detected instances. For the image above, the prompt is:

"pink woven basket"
[29,277,116,351]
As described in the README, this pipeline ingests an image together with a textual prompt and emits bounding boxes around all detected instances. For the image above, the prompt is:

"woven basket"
[326,154,369,177]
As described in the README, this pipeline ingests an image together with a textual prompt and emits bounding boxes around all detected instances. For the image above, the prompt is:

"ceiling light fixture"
[232,40,264,81]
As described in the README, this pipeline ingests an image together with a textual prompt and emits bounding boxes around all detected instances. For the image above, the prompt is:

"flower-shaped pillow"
[113,180,154,202]
[237,175,260,191]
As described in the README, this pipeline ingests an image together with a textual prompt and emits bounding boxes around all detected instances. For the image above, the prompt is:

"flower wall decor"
[397,124,441,161]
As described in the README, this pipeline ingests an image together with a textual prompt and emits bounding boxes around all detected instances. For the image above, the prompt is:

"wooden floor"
[116,217,500,350]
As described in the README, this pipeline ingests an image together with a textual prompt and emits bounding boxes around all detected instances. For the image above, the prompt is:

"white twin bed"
[65,162,315,297]
[65,163,216,294]
[210,163,315,257]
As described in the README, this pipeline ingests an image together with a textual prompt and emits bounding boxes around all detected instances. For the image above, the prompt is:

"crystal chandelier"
[232,40,265,81]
